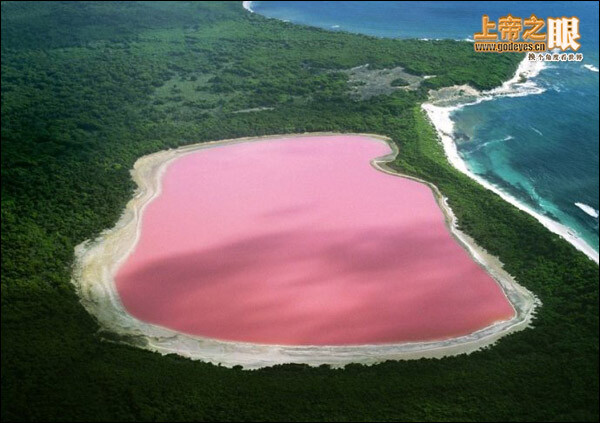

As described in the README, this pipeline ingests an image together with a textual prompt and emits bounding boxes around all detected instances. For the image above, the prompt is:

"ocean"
[247,1,599,257]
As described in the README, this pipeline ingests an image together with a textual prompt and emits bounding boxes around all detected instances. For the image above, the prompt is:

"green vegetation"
[390,77,409,87]
[2,1,598,421]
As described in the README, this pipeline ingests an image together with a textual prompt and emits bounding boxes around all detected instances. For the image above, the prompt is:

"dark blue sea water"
[249,1,599,253]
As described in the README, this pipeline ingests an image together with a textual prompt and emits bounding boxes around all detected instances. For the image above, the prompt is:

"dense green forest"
[2,1,598,421]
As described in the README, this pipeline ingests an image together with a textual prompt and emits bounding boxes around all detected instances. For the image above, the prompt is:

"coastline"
[242,1,253,13]
[422,57,600,264]
[242,1,598,264]
[72,133,538,370]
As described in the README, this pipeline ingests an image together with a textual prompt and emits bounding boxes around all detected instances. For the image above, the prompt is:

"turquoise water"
[250,1,599,252]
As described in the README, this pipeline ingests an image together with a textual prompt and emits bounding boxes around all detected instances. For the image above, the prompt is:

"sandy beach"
[422,57,599,264]
[72,133,538,369]
[242,1,253,13]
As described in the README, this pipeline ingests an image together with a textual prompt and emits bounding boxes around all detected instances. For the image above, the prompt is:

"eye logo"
[547,17,580,51]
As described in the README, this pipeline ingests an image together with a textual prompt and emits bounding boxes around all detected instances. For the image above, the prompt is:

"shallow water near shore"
[453,65,599,251]
[250,1,600,253]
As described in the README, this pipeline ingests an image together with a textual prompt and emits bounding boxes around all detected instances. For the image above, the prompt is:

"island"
[2,2,597,421]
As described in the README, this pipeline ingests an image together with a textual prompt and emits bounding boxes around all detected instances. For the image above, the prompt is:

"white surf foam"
[575,203,599,219]
[583,64,599,73]
[467,135,514,153]
[423,56,599,264]
[530,126,543,136]
[242,1,253,13]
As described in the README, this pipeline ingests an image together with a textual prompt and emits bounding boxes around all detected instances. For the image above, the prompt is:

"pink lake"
[115,135,514,346]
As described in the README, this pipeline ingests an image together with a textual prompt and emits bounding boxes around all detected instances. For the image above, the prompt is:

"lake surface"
[249,1,599,252]
[115,136,514,345]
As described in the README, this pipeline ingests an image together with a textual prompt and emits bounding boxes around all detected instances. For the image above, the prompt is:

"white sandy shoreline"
[242,1,253,13]
[422,57,599,264]
[72,132,538,370]
[242,0,598,263]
